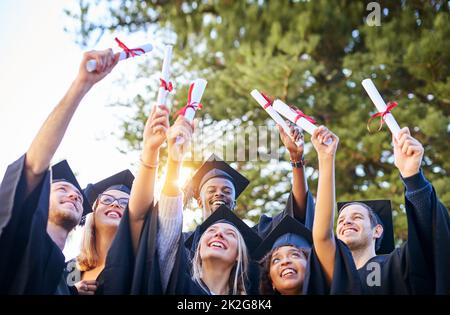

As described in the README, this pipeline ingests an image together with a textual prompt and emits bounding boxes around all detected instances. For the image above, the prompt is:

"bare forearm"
[129,150,159,221]
[25,79,92,192]
[291,165,308,219]
[313,157,336,240]
[313,156,336,284]
[128,150,159,254]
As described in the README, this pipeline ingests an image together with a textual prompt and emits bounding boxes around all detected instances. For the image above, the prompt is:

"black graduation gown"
[303,239,363,294]
[254,190,316,238]
[179,191,316,295]
[0,155,69,294]
[165,237,210,295]
[99,203,163,294]
[304,184,449,295]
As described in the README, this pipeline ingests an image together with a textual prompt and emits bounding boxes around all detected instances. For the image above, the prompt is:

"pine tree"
[66,0,450,241]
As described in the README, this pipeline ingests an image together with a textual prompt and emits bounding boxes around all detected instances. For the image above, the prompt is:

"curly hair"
[259,245,310,295]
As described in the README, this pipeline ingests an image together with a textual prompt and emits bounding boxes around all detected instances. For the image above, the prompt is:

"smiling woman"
[72,169,134,295]
[254,215,312,295]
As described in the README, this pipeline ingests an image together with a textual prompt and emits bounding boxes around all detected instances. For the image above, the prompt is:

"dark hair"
[340,202,384,251]
[258,245,310,295]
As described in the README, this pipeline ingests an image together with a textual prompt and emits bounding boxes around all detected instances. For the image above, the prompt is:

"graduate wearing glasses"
[71,170,134,295]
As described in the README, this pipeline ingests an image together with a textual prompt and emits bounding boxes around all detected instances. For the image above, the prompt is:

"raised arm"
[311,126,339,284]
[278,123,308,220]
[25,50,118,195]
[157,116,194,291]
[128,105,170,254]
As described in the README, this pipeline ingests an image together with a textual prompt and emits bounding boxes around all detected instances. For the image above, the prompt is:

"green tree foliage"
[66,0,450,241]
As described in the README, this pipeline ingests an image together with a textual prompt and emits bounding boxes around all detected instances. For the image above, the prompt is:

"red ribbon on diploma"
[160,78,173,92]
[367,101,398,133]
[115,37,145,58]
[176,83,203,117]
[290,106,316,125]
[261,93,273,109]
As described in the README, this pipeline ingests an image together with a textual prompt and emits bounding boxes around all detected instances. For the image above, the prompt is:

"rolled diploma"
[362,79,401,138]
[273,99,332,145]
[86,43,153,72]
[176,78,208,145]
[156,45,173,107]
[250,90,302,146]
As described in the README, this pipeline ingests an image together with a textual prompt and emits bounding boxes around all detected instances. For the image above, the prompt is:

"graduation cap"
[184,205,262,258]
[253,215,313,261]
[83,169,135,208]
[337,199,394,255]
[183,154,250,202]
[51,160,91,217]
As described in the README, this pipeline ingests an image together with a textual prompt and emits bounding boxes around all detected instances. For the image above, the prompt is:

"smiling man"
[307,127,450,295]
[0,49,118,294]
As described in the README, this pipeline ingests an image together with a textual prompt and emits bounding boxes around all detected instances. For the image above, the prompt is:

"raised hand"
[311,126,339,159]
[76,49,119,88]
[142,105,170,154]
[167,116,194,162]
[393,127,424,178]
[278,121,304,161]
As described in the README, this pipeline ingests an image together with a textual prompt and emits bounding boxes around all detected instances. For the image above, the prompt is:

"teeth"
[212,201,225,206]
[107,211,120,219]
[281,269,296,277]
[210,241,225,249]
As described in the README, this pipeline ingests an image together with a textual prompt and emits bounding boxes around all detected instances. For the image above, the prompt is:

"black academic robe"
[303,239,363,295]
[0,155,68,294]
[304,184,449,295]
[100,190,316,295]
[99,203,163,294]
[176,191,316,295]
[183,191,316,294]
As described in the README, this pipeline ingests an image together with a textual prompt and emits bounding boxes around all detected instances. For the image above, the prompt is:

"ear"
[197,196,203,208]
[93,199,99,212]
[373,224,384,239]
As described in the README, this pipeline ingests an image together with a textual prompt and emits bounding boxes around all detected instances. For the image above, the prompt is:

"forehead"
[207,222,237,233]
[102,189,130,198]
[201,177,235,190]
[52,181,81,195]
[272,245,301,256]
[338,205,369,218]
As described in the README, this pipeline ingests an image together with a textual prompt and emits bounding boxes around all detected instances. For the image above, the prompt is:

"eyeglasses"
[98,193,129,209]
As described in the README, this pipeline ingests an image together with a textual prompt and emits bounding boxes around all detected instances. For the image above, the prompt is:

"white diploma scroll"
[273,99,332,145]
[176,78,207,145]
[362,78,401,139]
[156,45,173,107]
[86,43,153,72]
[250,89,302,146]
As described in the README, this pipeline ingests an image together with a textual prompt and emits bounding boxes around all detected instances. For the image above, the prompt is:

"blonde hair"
[191,223,249,295]
[76,201,99,272]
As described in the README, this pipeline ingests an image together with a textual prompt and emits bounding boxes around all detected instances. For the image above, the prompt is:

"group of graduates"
[0,49,449,296]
